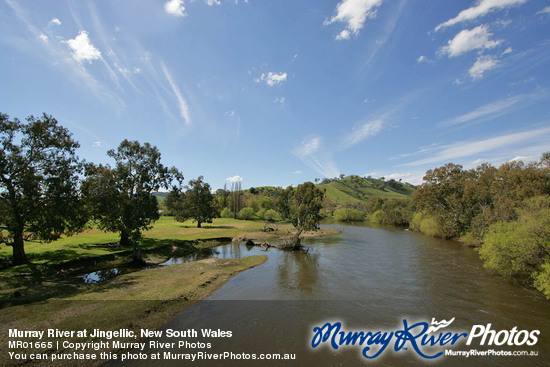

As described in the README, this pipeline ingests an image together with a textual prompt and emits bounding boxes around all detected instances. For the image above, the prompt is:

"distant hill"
[153,191,168,203]
[317,175,415,205]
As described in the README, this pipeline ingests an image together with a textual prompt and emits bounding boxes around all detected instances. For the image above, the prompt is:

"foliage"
[413,157,550,240]
[479,196,550,298]
[366,198,411,226]
[220,207,233,218]
[278,182,325,248]
[333,207,364,222]
[174,176,217,228]
[259,197,274,210]
[82,139,182,263]
[259,209,280,221]
[0,113,86,265]
[237,207,255,220]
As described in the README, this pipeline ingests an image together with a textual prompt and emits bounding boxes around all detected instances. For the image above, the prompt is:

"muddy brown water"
[110,223,550,366]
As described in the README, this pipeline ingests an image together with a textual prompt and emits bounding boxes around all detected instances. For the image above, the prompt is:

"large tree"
[172,176,217,228]
[82,139,182,263]
[0,113,85,265]
[278,182,325,249]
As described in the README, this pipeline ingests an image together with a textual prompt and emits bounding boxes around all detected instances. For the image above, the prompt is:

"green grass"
[0,217,266,266]
[0,255,267,366]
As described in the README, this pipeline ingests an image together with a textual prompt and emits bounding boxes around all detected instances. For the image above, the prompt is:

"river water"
[126,223,550,366]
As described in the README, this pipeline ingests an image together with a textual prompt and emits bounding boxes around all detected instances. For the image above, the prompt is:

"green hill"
[317,175,415,205]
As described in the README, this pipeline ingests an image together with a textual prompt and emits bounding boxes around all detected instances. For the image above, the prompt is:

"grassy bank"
[0,255,267,366]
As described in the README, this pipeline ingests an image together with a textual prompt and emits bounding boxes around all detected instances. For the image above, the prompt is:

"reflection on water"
[149,223,550,367]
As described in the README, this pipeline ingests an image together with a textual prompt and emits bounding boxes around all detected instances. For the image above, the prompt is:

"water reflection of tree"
[276,250,320,294]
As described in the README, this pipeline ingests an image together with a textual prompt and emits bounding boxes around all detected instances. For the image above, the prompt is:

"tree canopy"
[172,176,217,228]
[0,113,86,265]
[82,139,183,263]
[278,182,325,249]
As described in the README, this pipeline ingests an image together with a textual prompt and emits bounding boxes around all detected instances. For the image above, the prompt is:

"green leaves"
[0,113,84,264]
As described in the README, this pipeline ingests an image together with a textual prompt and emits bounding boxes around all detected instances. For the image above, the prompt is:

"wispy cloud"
[255,72,287,86]
[537,6,550,15]
[437,91,546,127]
[400,126,550,167]
[325,0,383,40]
[293,136,340,178]
[161,62,191,124]
[343,119,384,148]
[164,0,187,17]
[440,25,501,57]
[49,18,61,26]
[468,55,499,79]
[435,0,527,31]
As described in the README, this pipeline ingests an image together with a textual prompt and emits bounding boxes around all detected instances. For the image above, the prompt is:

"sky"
[1,0,550,189]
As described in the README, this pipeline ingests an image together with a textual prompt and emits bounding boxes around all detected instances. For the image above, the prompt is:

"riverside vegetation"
[1,111,549,313]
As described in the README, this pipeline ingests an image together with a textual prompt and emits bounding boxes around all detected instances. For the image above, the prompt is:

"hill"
[317,175,415,205]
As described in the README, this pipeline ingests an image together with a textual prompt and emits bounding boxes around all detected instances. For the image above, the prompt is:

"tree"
[174,176,217,228]
[278,182,325,249]
[0,113,86,265]
[82,140,182,264]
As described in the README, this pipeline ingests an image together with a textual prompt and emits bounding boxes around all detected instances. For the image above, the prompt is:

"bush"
[479,196,550,298]
[220,207,233,218]
[333,208,364,222]
[419,216,443,238]
[263,209,280,221]
[238,207,255,220]
[369,210,384,224]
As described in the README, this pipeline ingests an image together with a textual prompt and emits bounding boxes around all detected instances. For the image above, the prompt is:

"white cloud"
[469,55,499,79]
[344,119,384,147]
[255,72,287,87]
[537,6,550,15]
[226,175,243,182]
[39,33,48,42]
[326,0,383,39]
[441,25,501,57]
[401,126,550,167]
[225,110,236,118]
[161,62,191,124]
[164,0,186,17]
[438,93,537,127]
[274,97,285,104]
[206,0,221,5]
[293,136,340,178]
[50,18,61,25]
[293,170,303,174]
[501,47,512,55]
[435,0,527,31]
[417,55,426,63]
[336,29,351,40]
[66,31,102,63]
[92,141,102,147]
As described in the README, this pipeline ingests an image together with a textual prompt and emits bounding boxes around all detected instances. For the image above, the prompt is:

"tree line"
[0,113,325,266]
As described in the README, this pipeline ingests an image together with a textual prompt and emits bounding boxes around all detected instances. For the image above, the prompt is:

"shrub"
[333,208,364,222]
[220,207,233,218]
[238,207,255,220]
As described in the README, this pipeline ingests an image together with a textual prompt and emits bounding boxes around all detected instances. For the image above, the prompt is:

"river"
[123,223,550,366]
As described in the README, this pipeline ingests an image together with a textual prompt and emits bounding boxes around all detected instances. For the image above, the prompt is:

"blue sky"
[1,0,550,189]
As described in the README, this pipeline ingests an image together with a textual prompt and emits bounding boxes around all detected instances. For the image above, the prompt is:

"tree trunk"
[120,230,131,247]
[197,220,202,228]
[133,246,143,265]
[292,229,303,250]
[12,231,27,265]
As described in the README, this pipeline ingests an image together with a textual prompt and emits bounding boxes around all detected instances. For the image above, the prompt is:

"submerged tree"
[0,113,86,265]
[82,140,183,263]
[173,176,217,228]
[278,182,325,250]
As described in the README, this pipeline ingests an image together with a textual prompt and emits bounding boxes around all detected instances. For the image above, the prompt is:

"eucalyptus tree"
[0,113,85,265]
[278,182,325,249]
[173,176,217,228]
[82,139,183,263]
